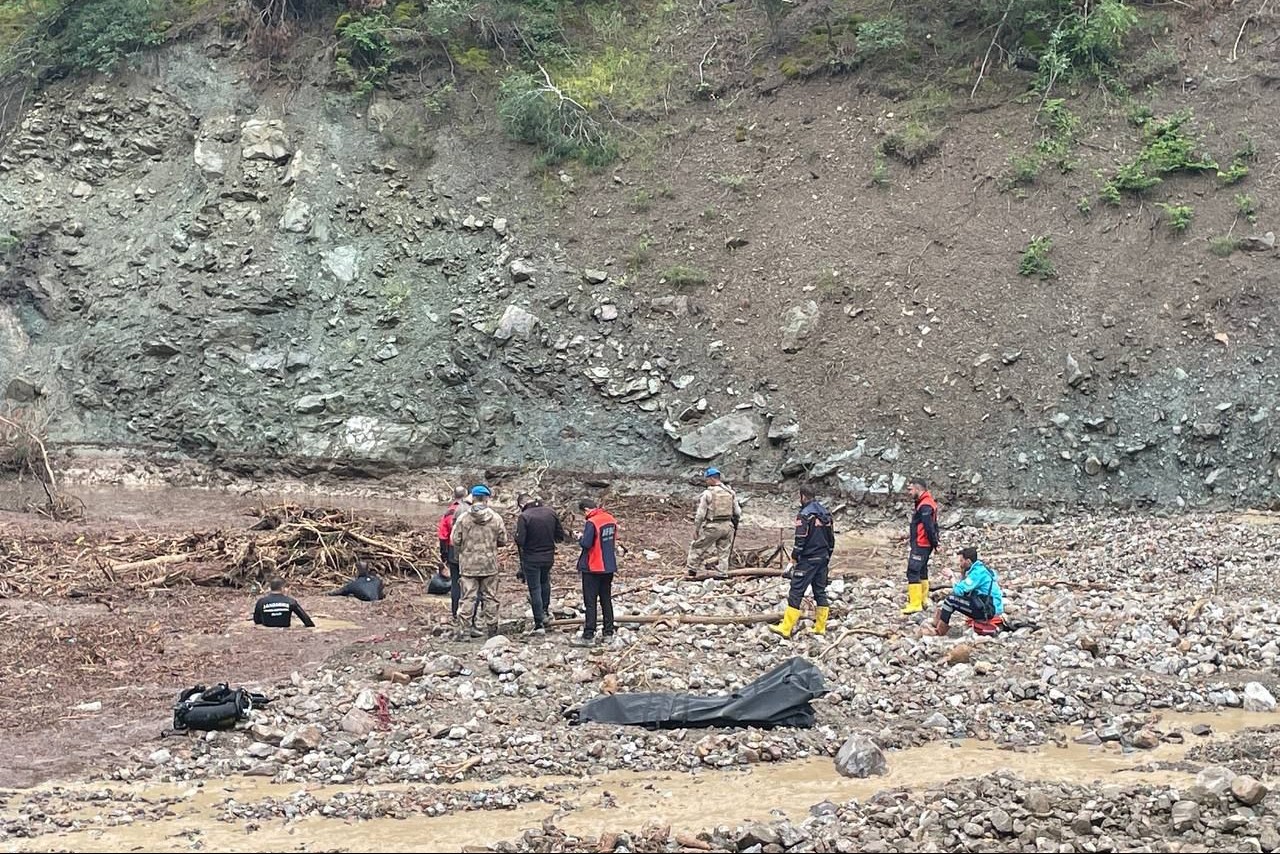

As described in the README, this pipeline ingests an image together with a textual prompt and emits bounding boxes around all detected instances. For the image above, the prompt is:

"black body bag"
[173,683,270,731]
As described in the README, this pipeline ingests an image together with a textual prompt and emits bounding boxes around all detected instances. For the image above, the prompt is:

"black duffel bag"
[173,683,270,732]
[426,571,450,595]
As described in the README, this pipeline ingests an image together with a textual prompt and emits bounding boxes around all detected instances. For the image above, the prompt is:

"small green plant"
[1034,0,1138,96]
[881,122,942,166]
[1157,202,1193,234]
[870,151,889,187]
[1217,136,1256,185]
[1004,153,1043,189]
[335,12,397,97]
[715,173,747,192]
[1235,193,1257,224]
[1036,98,1079,172]
[856,17,906,60]
[1209,236,1241,257]
[625,238,652,271]
[0,230,20,256]
[1101,110,1217,202]
[1019,236,1056,279]
[659,265,709,289]
[1077,196,1092,216]
[629,188,652,211]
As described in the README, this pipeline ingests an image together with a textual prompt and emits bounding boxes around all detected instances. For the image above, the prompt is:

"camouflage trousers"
[685,520,735,572]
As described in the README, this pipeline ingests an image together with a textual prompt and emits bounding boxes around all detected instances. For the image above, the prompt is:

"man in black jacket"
[516,493,567,633]
[253,577,315,628]
[768,485,835,639]
[328,559,386,602]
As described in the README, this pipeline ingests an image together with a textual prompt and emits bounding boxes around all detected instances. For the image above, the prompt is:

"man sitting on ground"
[253,577,315,628]
[932,547,1004,636]
[328,559,386,602]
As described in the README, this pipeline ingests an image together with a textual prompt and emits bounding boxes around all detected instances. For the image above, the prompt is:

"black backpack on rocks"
[172,683,270,732]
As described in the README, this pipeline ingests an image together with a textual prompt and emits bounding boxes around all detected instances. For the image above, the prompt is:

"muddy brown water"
[3,710,1275,853]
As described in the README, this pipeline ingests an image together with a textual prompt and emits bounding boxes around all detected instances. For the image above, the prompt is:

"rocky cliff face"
[1,39,1277,508]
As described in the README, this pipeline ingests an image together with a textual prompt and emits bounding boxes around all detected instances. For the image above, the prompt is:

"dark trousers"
[581,572,615,638]
[787,558,830,609]
[523,558,553,627]
[939,592,993,625]
[907,547,932,583]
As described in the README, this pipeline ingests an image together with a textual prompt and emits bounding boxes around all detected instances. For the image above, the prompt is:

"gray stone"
[246,741,275,759]
[676,413,758,460]
[1024,790,1052,817]
[923,712,950,729]
[494,305,541,341]
[737,824,780,849]
[767,417,799,443]
[1127,729,1160,749]
[510,259,536,282]
[4,378,39,402]
[245,762,278,777]
[780,301,820,353]
[492,217,508,235]
[1191,723,1212,737]
[240,119,290,162]
[596,302,619,322]
[71,181,93,198]
[1084,454,1102,476]
[1171,800,1200,833]
[249,724,285,745]
[833,734,887,778]
[1065,353,1086,387]
[1051,412,1071,428]
[1244,681,1277,712]
[286,351,311,372]
[278,196,312,233]
[294,395,327,414]
[583,268,609,284]
[193,140,226,177]
[341,708,377,737]
[974,508,1045,526]
[373,341,399,362]
[1231,775,1269,806]
[281,725,322,751]
[650,295,690,317]
[148,748,171,766]
[1241,231,1276,251]
[321,246,361,284]
[1193,420,1222,439]
[810,800,838,816]
[425,655,463,677]
[989,808,1013,834]
[282,150,305,185]
[1074,731,1103,746]
[1196,765,1237,794]
[355,689,378,711]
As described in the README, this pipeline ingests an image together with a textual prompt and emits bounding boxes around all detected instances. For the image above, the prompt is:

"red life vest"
[583,508,618,574]
[913,491,938,549]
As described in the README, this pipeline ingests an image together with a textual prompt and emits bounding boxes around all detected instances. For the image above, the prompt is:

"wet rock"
[780,301,820,353]
[1127,729,1160,749]
[4,378,39,402]
[1231,775,1268,806]
[147,748,171,766]
[494,305,541,342]
[834,734,887,778]
[1170,800,1200,832]
[677,413,758,460]
[1244,681,1276,712]
[510,259,535,282]
[282,725,322,751]
[583,268,609,284]
[240,119,290,162]
[1191,723,1212,737]
[341,708,377,737]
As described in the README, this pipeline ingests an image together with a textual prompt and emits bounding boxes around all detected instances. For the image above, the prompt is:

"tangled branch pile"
[0,405,83,521]
[0,504,435,598]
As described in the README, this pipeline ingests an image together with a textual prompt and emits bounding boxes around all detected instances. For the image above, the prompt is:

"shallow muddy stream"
[4,710,1274,853]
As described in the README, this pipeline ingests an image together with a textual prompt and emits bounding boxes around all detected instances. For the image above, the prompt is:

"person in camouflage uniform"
[450,485,507,638]
[684,467,742,576]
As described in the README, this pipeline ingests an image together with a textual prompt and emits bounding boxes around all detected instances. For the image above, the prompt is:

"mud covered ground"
[2,483,1280,852]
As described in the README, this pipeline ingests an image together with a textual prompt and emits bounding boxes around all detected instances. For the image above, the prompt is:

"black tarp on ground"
[573,657,826,730]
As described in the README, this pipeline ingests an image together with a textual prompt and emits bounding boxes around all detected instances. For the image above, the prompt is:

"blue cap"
[471,485,491,498]
[704,467,721,478]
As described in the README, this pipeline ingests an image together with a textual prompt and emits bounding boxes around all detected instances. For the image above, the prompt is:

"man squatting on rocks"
[769,485,835,639]
[449,485,507,639]
[516,493,568,634]
[933,547,1005,636]
[900,477,940,615]
[572,498,619,647]
[685,467,742,577]
[253,577,315,628]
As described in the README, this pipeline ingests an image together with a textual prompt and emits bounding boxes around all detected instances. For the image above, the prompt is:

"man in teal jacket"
[932,547,1004,636]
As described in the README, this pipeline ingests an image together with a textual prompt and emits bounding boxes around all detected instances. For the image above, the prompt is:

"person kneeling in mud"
[328,559,385,602]
[932,547,1004,636]
[254,577,315,628]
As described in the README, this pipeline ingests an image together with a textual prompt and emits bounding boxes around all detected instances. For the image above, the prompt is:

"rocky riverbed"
[2,502,1279,851]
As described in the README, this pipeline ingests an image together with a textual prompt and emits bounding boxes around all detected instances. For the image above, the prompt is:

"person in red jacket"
[900,477,940,614]
[572,499,618,647]
[437,486,468,616]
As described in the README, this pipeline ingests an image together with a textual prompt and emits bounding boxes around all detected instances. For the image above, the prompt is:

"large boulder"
[834,733,887,778]
[1244,681,1276,712]
[780,301,820,353]
[240,119,290,162]
[676,413,757,460]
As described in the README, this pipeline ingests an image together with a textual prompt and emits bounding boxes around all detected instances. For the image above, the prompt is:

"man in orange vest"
[901,477,940,614]
[572,499,618,647]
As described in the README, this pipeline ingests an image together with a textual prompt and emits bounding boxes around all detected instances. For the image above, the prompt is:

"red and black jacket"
[577,508,618,574]
[910,491,940,551]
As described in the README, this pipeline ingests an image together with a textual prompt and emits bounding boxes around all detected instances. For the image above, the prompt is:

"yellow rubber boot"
[768,606,802,639]
[813,606,830,636]
[921,579,930,605]
[900,583,923,615]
